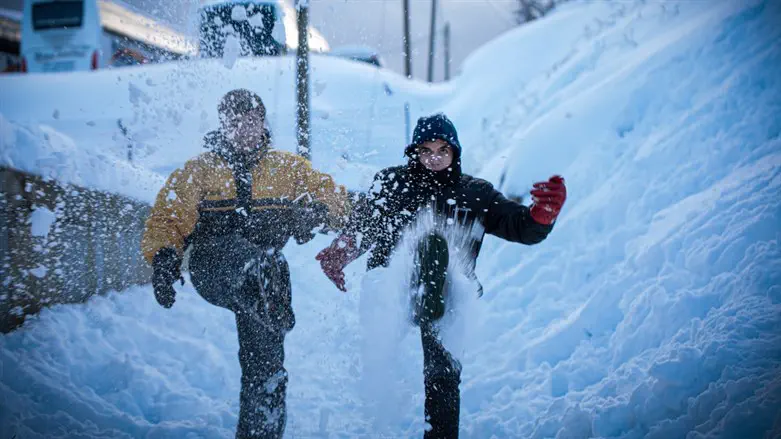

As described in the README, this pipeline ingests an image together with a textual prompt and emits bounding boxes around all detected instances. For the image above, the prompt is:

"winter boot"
[411,233,449,325]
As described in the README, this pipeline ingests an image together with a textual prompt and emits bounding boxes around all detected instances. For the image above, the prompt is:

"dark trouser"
[189,234,294,439]
[421,323,462,439]
[414,234,462,438]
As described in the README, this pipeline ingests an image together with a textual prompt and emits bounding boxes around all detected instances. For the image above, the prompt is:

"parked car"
[109,47,149,67]
[328,45,383,68]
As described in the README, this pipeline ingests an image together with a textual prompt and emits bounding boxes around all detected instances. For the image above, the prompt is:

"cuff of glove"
[529,204,559,225]
[333,235,360,261]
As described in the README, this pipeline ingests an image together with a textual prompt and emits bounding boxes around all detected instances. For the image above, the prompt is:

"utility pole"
[296,0,311,159]
[443,22,451,81]
[427,0,438,82]
[402,0,412,78]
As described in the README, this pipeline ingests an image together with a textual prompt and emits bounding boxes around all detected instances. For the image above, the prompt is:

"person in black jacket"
[315,113,567,438]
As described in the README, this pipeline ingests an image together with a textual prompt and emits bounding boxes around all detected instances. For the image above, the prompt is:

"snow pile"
[0,114,164,202]
[1,0,780,437]
[0,236,365,438]
[462,0,781,437]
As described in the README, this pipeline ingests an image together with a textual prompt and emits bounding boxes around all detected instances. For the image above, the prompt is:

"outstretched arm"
[483,176,566,244]
[316,170,390,291]
[483,188,553,244]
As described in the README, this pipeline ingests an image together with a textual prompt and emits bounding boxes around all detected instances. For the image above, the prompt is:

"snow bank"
[464,0,781,437]
[443,1,619,172]
[0,114,164,202]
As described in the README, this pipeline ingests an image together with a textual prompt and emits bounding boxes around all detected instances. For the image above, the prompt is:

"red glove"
[315,235,358,292]
[530,175,567,225]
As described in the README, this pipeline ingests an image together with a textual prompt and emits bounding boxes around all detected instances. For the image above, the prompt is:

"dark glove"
[152,247,182,308]
[315,235,358,292]
[530,175,567,225]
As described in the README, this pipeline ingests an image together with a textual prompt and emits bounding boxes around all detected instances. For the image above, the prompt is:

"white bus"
[20,0,195,73]
[22,0,102,72]
[18,0,328,74]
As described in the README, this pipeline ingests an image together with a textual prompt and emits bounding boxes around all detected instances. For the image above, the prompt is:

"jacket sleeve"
[294,156,351,229]
[141,161,202,264]
[482,182,553,245]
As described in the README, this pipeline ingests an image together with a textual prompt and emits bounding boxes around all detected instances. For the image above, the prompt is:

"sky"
[0,0,520,81]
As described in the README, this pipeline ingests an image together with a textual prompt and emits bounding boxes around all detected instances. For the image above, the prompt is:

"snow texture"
[356,210,486,433]
[28,206,56,238]
[0,114,164,202]
[1,0,781,437]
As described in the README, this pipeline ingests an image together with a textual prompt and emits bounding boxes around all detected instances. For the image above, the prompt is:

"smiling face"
[417,139,454,172]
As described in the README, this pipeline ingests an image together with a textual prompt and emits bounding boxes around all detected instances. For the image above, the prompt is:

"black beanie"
[405,113,462,158]
[218,89,266,126]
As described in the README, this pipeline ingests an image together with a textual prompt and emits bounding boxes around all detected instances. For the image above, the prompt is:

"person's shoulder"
[375,165,407,180]
[183,151,225,171]
[460,174,495,192]
[267,149,298,160]
[264,150,313,170]
[366,166,407,194]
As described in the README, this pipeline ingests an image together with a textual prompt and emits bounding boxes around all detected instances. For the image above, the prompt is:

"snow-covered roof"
[0,9,20,44]
[98,0,197,56]
[0,7,22,22]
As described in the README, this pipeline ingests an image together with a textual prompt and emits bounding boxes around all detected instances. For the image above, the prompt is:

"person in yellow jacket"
[141,89,350,439]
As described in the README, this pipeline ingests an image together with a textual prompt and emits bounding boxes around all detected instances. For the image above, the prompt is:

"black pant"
[421,323,462,439]
[412,233,462,438]
[190,235,294,439]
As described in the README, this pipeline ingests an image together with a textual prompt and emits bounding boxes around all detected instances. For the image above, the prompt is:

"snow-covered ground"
[2,0,780,437]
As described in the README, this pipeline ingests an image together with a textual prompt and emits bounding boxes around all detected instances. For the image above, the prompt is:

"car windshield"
[199,2,281,58]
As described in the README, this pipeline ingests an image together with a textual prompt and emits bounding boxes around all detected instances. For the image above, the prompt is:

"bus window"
[32,1,84,31]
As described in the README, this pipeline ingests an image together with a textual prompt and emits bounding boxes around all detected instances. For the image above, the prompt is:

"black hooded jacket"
[346,154,554,272]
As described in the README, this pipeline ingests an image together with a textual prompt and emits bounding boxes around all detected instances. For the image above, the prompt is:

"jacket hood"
[404,113,462,160]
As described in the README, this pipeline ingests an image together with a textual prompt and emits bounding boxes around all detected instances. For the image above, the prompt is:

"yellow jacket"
[141,148,350,263]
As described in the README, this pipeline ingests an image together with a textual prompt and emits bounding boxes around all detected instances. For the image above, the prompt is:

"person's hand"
[530,175,567,225]
[315,235,357,292]
[152,248,182,308]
